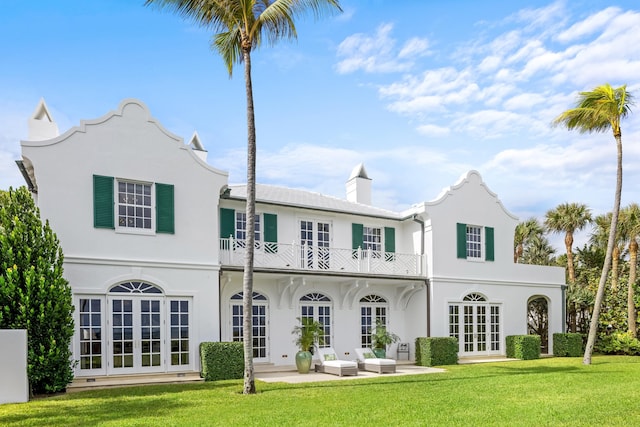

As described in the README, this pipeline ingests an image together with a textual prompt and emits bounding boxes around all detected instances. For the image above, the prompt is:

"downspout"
[561,284,567,333]
[412,214,430,336]
[218,269,223,342]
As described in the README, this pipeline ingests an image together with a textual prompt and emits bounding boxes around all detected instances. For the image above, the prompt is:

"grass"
[2,355,639,426]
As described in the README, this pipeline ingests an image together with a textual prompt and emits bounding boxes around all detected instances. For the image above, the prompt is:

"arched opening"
[300,292,332,348]
[230,291,269,361]
[528,296,549,354]
[359,294,389,348]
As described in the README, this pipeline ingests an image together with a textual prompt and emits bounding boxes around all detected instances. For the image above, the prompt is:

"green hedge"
[415,337,458,366]
[553,333,583,357]
[506,335,541,360]
[200,342,244,381]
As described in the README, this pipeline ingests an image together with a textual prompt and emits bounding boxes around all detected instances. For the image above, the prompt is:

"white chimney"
[188,131,208,162]
[28,98,59,141]
[346,163,372,205]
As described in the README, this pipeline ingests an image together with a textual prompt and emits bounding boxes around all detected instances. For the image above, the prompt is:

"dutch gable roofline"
[420,170,518,220]
[20,98,227,178]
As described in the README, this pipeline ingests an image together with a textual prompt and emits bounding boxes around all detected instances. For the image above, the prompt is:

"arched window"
[230,292,268,360]
[359,294,388,348]
[109,281,162,294]
[463,292,486,302]
[300,293,332,347]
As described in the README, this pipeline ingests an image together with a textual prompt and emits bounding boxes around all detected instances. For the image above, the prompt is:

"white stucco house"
[16,98,566,379]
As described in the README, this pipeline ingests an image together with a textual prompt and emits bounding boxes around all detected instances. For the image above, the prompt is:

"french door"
[450,300,501,356]
[230,292,269,362]
[300,220,331,269]
[108,296,164,374]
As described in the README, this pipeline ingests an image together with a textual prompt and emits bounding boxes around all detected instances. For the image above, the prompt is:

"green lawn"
[2,356,639,426]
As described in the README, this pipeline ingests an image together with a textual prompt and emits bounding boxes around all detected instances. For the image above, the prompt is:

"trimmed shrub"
[415,337,458,366]
[506,335,541,360]
[200,342,244,381]
[553,333,583,357]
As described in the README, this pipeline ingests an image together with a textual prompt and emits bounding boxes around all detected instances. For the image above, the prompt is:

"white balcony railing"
[220,238,424,277]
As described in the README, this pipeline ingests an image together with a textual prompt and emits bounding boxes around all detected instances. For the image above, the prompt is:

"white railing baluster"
[218,239,424,277]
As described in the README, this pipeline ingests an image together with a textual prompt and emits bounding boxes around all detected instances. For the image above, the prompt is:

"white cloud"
[335,23,429,74]
[556,7,620,42]
[416,124,450,137]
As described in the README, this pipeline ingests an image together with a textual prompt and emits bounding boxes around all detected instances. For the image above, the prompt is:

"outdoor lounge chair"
[354,348,397,374]
[314,347,358,377]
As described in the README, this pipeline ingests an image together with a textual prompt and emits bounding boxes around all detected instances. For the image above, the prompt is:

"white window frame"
[466,225,483,260]
[235,212,262,248]
[116,179,155,235]
[363,226,382,258]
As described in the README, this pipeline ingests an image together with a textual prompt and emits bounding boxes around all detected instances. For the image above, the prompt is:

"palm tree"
[589,213,625,291]
[621,203,640,336]
[553,83,633,365]
[521,233,556,266]
[146,0,343,394]
[514,218,545,263]
[544,202,592,284]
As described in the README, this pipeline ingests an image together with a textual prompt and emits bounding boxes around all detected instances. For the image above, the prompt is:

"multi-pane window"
[170,300,189,366]
[490,306,500,351]
[466,225,482,259]
[360,295,387,347]
[79,299,102,370]
[112,299,134,368]
[448,305,459,342]
[231,292,268,359]
[236,212,261,247]
[300,220,331,269]
[140,300,162,367]
[300,293,331,348]
[363,226,381,257]
[118,181,152,229]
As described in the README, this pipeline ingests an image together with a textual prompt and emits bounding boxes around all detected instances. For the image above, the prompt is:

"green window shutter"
[352,223,363,258]
[264,213,278,253]
[384,227,396,253]
[156,183,175,234]
[456,223,467,259]
[93,175,114,229]
[220,208,235,239]
[384,226,396,262]
[352,223,363,250]
[485,226,495,261]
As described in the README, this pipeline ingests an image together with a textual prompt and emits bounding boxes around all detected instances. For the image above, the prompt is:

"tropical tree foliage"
[620,203,640,336]
[553,83,633,365]
[544,202,592,284]
[146,0,342,394]
[0,187,74,395]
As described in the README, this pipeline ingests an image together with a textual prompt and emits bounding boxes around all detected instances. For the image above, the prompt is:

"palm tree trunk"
[611,246,619,291]
[242,47,256,394]
[629,240,638,336]
[565,232,575,283]
[584,134,623,364]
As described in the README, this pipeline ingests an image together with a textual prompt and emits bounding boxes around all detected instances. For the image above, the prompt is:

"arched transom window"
[300,292,332,347]
[109,281,162,294]
[230,291,268,360]
[463,292,486,302]
[360,294,389,347]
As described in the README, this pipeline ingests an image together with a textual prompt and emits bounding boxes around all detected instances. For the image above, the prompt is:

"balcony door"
[300,220,331,269]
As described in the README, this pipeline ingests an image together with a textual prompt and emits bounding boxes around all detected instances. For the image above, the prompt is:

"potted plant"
[370,319,400,358]
[291,317,325,374]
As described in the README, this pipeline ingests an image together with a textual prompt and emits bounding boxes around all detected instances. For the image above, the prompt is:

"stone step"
[68,371,203,392]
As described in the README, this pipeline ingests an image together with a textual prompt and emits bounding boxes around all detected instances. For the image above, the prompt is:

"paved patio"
[254,357,517,384]
[255,362,443,384]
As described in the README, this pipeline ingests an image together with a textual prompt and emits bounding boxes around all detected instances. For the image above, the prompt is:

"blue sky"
[2,0,639,249]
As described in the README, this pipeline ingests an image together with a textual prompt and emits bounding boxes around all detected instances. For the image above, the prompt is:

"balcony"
[219,238,424,277]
